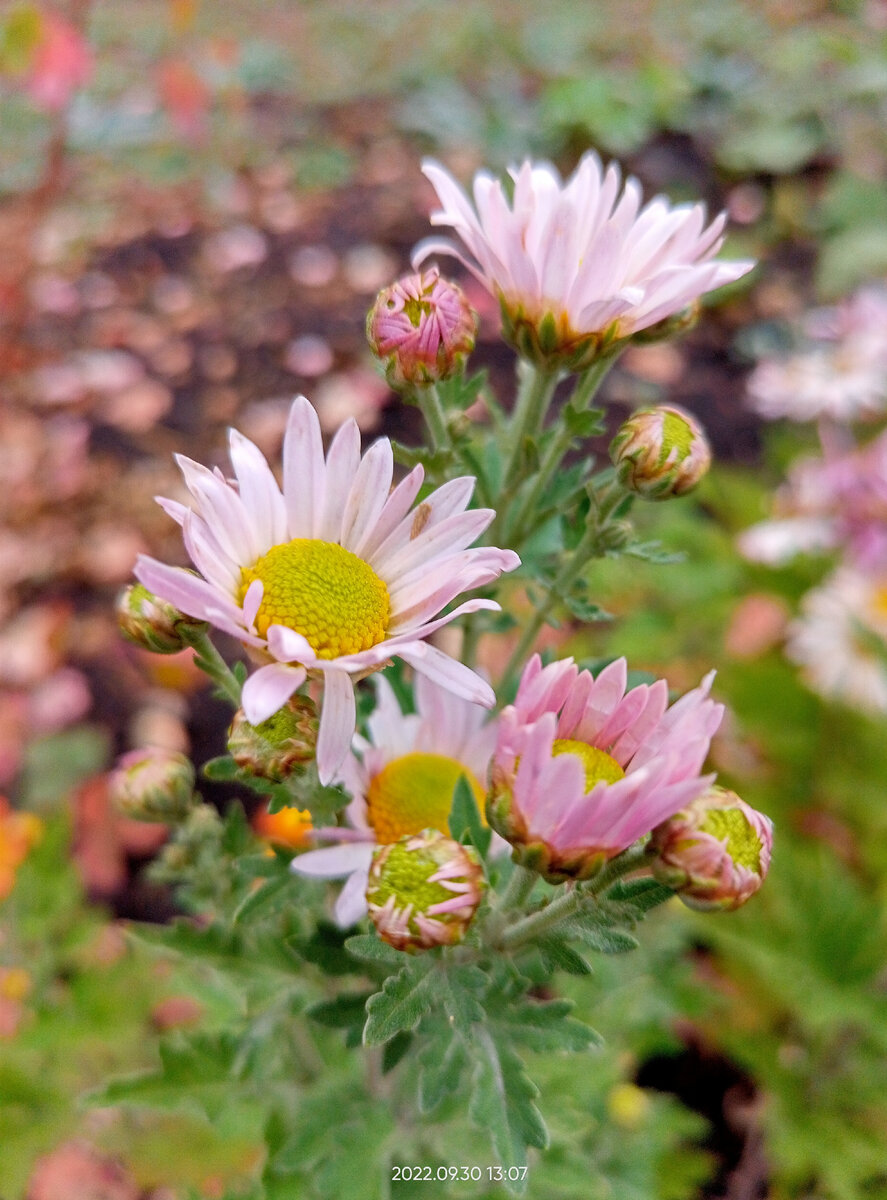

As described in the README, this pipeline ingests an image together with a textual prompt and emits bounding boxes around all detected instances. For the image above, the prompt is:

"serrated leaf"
[561,591,614,623]
[605,877,675,914]
[363,960,438,1046]
[438,963,487,1028]
[494,998,602,1052]
[448,774,492,857]
[560,918,640,954]
[382,1031,413,1074]
[418,1029,468,1114]
[344,933,405,967]
[469,1028,547,1186]
[562,401,605,438]
[202,755,241,781]
[537,936,594,975]
[232,872,297,925]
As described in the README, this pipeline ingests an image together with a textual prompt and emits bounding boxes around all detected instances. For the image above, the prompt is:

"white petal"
[283,395,326,539]
[291,842,373,879]
[241,663,307,724]
[316,670,357,785]
[398,642,496,707]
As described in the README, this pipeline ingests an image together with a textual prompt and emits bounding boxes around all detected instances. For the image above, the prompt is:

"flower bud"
[227,697,319,782]
[610,406,711,500]
[366,829,485,951]
[648,785,772,911]
[367,267,476,388]
[109,747,196,823]
[117,583,208,654]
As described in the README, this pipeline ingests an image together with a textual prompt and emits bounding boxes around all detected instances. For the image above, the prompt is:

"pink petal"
[241,663,307,724]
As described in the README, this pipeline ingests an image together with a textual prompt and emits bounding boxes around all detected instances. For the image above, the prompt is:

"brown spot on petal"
[410,503,432,540]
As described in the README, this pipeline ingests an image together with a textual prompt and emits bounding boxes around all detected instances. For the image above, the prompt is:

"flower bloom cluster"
[136,396,519,782]
[488,655,724,881]
[413,153,753,369]
[292,674,498,925]
[747,286,887,423]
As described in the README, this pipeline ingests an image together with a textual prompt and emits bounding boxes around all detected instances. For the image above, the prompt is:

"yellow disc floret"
[240,539,390,658]
[365,752,486,843]
[552,738,626,792]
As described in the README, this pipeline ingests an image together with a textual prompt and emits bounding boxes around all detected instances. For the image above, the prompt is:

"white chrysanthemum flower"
[412,153,754,367]
[135,396,519,783]
[291,673,500,926]
[786,566,887,714]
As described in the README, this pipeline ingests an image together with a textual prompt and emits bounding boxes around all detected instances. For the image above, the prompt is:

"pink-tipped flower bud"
[648,785,773,911]
[367,267,476,389]
[227,697,319,783]
[610,405,711,500]
[109,747,196,823]
[366,829,486,952]
[117,582,208,654]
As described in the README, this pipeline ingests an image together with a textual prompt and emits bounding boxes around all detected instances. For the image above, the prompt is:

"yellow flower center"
[365,752,486,843]
[552,738,625,792]
[240,539,390,658]
[699,808,762,873]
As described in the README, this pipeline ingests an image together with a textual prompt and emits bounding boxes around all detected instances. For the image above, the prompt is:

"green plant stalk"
[185,630,243,706]
[415,382,452,455]
[489,364,561,543]
[498,845,650,952]
[506,357,617,544]
[498,863,539,911]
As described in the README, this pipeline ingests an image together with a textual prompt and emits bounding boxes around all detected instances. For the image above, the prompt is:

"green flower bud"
[649,785,773,911]
[227,697,319,782]
[117,583,208,654]
[109,747,196,823]
[366,829,486,952]
[610,405,711,500]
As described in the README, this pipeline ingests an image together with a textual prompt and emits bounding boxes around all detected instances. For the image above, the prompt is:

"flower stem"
[498,863,538,911]
[506,358,617,544]
[498,845,651,952]
[415,383,452,455]
[489,364,561,545]
[185,630,243,707]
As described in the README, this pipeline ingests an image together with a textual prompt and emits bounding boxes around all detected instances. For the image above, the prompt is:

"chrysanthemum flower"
[291,673,498,926]
[135,396,519,782]
[488,655,724,881]
[412,154,754,369]
[786,565,887,714]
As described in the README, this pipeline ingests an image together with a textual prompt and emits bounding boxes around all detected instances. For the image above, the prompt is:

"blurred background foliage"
[3,1,887,1198]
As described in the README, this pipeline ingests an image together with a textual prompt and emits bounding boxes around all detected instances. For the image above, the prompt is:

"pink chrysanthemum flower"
[489,655,724,881]
[412,154,754,369]
[135,396,519,783]
[291,673,499,926]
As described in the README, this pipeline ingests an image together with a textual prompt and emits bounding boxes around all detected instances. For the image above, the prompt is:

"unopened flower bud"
[227,697,319,782]
[610,405,711,500]
[648,785,772,911]
[367,267,476,388]
[109,747,196,823]
[630,301,700,345]
[117,583,208,654]
[366,829,485,952]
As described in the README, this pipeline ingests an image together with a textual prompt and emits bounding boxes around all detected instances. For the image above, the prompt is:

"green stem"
[498,863,538,911]
[506,358,617,544]
[499,845,651,952]
[489,364,561,540]
[186,630,243,706]
[415,383,451,455]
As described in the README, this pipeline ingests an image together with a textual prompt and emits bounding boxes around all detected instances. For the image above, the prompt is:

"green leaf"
[363,960,438,1046]
[344,934,405,967]
[494,997,602,1052]
[562,401,605,439]
[295,922,366,975]
[448,774,492,857]
[418,1029,468,1113]
[232,872,298,926]
[382,1031,413,1074]
[605,877,675,915]
[438,963,488,1028]
[560,919,640,955]
[537,937,594,976]
[202,755,241,781]
[469,1028,548,1187]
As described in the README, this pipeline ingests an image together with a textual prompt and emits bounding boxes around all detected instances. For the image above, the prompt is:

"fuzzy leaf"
[493,997,602,1052]
[363,960,438,1046]
[469,1028,548,1187]
[418,1029,468,1113]
[344,933,405,967]
[232,872,298,925]
[306,992,375,1031]
[537,936,594,976]
[560,917,640,955]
